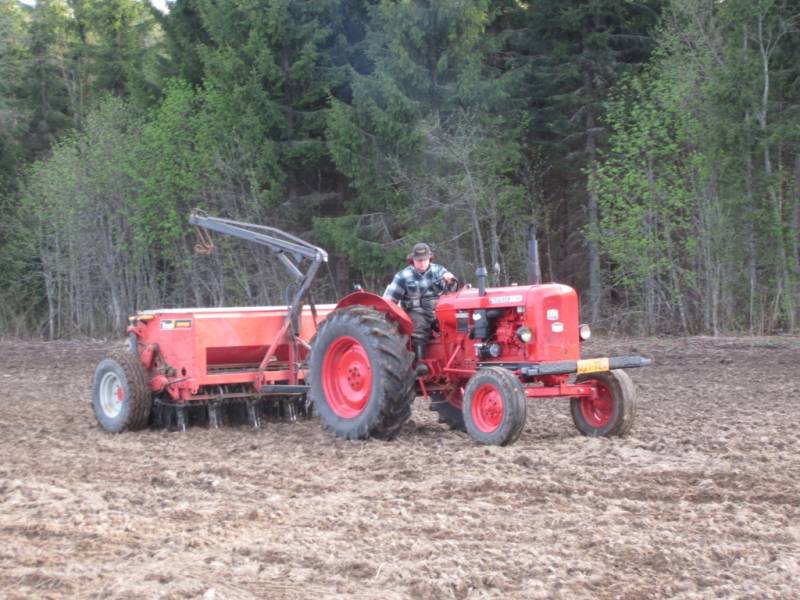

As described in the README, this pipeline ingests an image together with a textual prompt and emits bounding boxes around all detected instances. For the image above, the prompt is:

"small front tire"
[570,369,636,437]
[463,367,527,446]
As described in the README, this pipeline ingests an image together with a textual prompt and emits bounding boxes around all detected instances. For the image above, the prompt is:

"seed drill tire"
[309,306,415,440]
[91,350,152,433]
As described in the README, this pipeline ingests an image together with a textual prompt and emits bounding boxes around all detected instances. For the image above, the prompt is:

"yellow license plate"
[576,358,610,374]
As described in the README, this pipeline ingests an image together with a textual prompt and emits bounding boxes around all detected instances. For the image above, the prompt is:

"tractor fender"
[335,291,414,336]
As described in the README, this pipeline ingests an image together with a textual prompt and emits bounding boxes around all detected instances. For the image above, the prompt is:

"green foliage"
[314,215,403,286]
[324,0,527,285]
[595,73,695,286]
[134,81,210,255]
[0,0,30,196]
[23,0,77,157]
[17,96,145,336]
[2,0,800,336]
[71,0,159,101]
[153,0,209,86]
[594,0,800,333]
[192,0,341,212]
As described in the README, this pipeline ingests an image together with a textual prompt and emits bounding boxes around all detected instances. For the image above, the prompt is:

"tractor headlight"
[488,343,502,358]
[579,323,592,341]
[517,327,533,343]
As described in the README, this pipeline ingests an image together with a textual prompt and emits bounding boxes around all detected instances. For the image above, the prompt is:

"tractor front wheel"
[463,367,527,446]
[309,307,414,440]
[91,350,152,433]
[570,369,636,437]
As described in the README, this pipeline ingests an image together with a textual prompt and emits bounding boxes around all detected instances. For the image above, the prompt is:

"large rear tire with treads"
[309,306,414,440]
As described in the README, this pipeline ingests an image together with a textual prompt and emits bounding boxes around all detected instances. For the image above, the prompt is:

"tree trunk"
[488,202,501,286]
[793,155,800,304]
[585,108,602,323]
[745,146,758,334]
[757,13,793,330]
[462,160,487,269]
[743,30,758,333]
[644,160,657,332]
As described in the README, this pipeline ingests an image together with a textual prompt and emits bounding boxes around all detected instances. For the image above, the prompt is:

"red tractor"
[91,212,650,445]
[308,280,650,445]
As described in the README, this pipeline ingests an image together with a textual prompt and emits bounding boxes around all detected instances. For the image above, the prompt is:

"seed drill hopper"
[91,210,333,431]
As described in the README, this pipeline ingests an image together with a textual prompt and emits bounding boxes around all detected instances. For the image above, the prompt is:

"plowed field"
[1,336,798,599]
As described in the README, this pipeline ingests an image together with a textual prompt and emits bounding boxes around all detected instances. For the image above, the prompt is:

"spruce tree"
[188,0,343,222]
[324,0,524,286]
[515,0,662,319]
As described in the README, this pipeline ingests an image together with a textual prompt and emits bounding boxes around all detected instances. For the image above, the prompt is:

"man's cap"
[410,242,432,259]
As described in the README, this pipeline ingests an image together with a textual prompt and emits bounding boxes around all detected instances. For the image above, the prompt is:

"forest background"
[0,0,798,339]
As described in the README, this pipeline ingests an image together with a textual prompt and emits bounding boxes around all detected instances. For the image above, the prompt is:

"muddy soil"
[0,336,798,599]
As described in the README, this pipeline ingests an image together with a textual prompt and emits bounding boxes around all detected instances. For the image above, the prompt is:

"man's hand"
[442,272,458,292]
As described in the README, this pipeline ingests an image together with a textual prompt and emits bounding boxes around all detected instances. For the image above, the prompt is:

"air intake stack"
[476,266,488,296]
[527,223,542,285]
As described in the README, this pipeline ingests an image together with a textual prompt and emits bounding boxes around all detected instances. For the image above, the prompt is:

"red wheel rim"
[580,381,614,427]
[471,383,504,433]
[322,336,372,418]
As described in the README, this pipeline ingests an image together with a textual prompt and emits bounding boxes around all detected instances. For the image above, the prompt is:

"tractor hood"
[436,283,581,362]
[437,283,577,312]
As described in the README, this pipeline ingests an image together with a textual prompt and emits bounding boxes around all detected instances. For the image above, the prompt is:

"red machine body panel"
[435,283,580,369]
[336,290,414,335]
[128,304,335,401]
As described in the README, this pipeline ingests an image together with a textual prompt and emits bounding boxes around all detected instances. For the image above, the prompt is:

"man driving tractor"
[383,242,457,376]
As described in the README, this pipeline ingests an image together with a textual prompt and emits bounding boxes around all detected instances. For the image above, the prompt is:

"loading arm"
[189,209,328,337]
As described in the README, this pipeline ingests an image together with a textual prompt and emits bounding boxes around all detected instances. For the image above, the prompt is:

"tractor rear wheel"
[309,306,414,440]
[463,367,527,446]
[91,350,152,433]
[570,369,636,437]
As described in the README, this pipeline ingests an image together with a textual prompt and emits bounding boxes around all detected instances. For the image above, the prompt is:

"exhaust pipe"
[476,266,487,296]
[527,223,542,285]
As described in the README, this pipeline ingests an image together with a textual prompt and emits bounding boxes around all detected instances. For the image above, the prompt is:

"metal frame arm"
[189,209,328,337]
[189,209,328,264]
